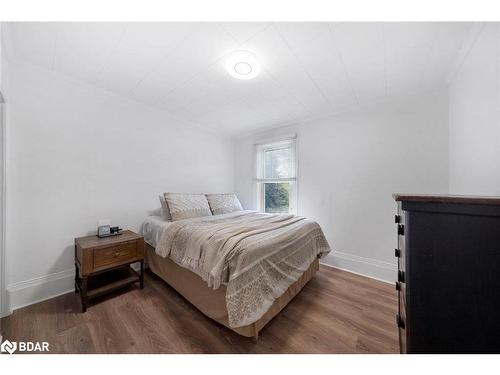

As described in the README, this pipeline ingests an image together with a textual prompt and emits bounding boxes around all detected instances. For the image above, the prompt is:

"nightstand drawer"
[94,241,137,269]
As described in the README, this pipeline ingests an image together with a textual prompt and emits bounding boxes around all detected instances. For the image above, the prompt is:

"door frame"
[0,92,6,321]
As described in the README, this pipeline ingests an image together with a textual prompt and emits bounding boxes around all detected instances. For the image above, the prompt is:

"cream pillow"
[206,193,243,215]
[164,193,212,221]
[158,194,172,220]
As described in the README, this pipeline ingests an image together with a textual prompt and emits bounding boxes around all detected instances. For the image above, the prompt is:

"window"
[255,137,297,214]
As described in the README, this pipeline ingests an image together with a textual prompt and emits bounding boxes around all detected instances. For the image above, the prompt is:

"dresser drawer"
[396,292,407,353]
[397,282,406,310]
[93,241,138,269]
[395,202,406,271]
[395,202,407,353]
[397,285,406,352]
[398,317,407,354]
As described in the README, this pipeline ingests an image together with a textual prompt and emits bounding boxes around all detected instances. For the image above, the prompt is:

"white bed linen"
[141,215,171,248]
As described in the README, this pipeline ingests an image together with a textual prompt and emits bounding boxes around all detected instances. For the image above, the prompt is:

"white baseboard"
[6,269,74,313]
[0,289,8,318]
[3,252,396,315]
[4,265,144,315]
[322,251,397,283]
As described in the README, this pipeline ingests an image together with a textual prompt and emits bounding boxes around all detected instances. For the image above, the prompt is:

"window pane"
[264,182,290,213]
[264,147,291,179]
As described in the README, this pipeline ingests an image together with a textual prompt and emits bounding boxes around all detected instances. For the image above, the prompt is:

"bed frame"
[145,243,319,340]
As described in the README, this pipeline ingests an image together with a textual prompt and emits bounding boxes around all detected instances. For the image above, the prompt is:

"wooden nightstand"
[74,230,145,312]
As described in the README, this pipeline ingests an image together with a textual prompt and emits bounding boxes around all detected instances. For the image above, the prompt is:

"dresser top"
[75,230,142,248]
[393,194,500,206]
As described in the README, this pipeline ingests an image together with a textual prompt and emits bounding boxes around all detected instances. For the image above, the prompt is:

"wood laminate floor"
[1,265,398,353]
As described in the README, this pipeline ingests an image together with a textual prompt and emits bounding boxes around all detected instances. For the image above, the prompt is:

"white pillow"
[164,193,212,221]
[151,207,163,217]
[158,194,172,221]
[206,193,243,215]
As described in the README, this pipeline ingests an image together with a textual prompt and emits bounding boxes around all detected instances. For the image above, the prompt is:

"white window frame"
[0,93,6,319]
[254,136,298,214]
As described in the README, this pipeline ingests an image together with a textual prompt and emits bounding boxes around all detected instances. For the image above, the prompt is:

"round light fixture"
[225,50,260,80]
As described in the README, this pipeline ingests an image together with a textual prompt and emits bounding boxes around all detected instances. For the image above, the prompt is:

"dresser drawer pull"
[395,282,401,291]
[397,224,405,236]
[395,248,401,258]
[396,314,406,329]
[114,251,122,257]
[394,215,401,223]
[398,270,405,283]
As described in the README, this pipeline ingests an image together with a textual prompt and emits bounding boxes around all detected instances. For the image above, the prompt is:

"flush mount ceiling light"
[225,50,261,80]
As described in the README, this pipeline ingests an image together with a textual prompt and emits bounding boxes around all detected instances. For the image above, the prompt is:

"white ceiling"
[5,22,473,136]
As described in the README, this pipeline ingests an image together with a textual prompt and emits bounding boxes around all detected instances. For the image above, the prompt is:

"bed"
[142,206,331,339]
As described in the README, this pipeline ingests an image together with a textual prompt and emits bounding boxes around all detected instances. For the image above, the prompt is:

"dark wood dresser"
[394,194,500,353]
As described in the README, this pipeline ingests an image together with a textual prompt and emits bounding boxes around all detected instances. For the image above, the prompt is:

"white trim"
[322,251,397,283]
[253,133,297,146]
[320,262,393,285]
[0,23,14,62]
[254,136,298,214]
[291,136,298,215]
[446,22,486,85]
[254,177,296,182]
[0,97,6,318]
[6,269,74,312]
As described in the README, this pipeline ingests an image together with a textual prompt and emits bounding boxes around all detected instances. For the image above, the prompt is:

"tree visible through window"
[255,137,297,214]
[264,183,290,213]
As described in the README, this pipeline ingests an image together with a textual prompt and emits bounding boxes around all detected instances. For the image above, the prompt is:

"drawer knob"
[398,270,405,283]
[395,248,401,257]
[114,252,121,257]
[396,314,406,329]
[397,224,405,236]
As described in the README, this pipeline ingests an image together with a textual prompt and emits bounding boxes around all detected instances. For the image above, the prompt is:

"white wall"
[0,22,8,319]
[235,90,450,281]
[0,25,3,89]
[0,27,10,101]
[449,24,500,195]
[5,62,235,310]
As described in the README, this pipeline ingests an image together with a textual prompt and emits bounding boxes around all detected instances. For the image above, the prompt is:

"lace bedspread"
[155,210,331,328]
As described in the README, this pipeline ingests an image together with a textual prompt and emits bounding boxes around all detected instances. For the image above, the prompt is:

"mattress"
[141,215,171,248]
